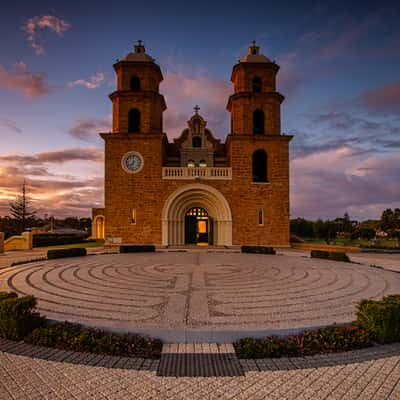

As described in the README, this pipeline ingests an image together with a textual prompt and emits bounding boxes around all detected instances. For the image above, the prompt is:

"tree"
[9,181,36,233]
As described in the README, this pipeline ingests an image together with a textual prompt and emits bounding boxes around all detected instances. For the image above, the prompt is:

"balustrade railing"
[162,167,232,180]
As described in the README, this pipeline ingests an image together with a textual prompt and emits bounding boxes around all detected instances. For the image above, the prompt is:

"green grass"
[42,241,104,250]
[299,237,399,249]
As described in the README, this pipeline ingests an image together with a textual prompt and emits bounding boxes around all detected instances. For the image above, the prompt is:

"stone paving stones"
[1,252,400,342]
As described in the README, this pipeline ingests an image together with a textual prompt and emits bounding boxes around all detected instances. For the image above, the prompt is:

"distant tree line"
[291,209,400,243]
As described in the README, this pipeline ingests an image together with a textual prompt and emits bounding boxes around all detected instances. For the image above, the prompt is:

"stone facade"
[93,41,292,247]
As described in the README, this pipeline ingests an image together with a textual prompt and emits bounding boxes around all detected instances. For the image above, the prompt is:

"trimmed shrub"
[33,234,86,248]
[0,294,45,340]
[0,292,18,301]
[241,246,276,255]
[120,245,156,253]
[234,326,372,359]
[47,248,87,259]
[355,295,400,344]
[26,322,162,359]
[311,250,350,262]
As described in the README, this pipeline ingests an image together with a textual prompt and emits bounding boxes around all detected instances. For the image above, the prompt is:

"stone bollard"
[0,232,4,254]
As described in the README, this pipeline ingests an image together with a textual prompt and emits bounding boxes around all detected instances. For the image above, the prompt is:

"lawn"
[42,241,105,250]
[300,237,399,249]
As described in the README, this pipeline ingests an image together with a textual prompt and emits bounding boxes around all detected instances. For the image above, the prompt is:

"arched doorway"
[185,207,212,245]
[162,183,232,246]
[93,216,105,240]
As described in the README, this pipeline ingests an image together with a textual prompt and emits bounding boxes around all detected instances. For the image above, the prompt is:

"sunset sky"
[0,0,399,220]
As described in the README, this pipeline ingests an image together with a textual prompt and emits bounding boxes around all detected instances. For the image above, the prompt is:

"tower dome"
[123,40,155,62]
[239,41,271,63]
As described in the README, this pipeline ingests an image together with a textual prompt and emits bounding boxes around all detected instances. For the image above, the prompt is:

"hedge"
[234,326,372,359]
[33,234,86,248]
[120,245,156,253]
[47,248,87,259]
[355,295,400,344]
[26,322,163,359]
[241,246,276,255]
[310,250,350,262]
[0,293,45,340]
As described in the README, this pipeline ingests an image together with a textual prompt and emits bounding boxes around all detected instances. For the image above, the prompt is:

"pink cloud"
[22,15,70,55]
[359,80,400,114]
[0,147,104,218]
[161,70,230,138]
[0,62,52,98]
[68,117,112,142]
[291,146,400,220]
[68,72,105,89]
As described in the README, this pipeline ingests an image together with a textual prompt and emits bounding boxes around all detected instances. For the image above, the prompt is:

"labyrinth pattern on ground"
[1,252,400,332]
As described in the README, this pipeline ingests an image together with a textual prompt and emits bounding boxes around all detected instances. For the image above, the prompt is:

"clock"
[121,151,144,173]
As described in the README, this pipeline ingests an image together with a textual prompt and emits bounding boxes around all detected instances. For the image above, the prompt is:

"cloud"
[161,69,231,138]
[22,15,70,55]
[68,117,112,142]
[0,62,52,98]
[0,118,22,134]
[290,111,400,159]
[291,146,400,220]
[358,81,400,115]
[0,147,104,165]
[0,147,104,218]
[68,72,105,89]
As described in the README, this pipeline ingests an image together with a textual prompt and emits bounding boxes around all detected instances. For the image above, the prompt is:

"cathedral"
[92,41,292,247]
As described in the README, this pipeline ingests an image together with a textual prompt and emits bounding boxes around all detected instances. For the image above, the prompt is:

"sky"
[0,0,399,221]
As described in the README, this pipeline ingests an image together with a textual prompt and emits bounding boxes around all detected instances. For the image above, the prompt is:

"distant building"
[93,41,292,246]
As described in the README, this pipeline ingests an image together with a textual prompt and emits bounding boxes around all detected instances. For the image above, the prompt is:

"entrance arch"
[93,216,105,240]
[162,183,232,246]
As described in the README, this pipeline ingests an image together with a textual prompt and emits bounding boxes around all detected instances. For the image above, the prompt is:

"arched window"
[128,108,140,133]
[253,109,264,135]
[192,136,201,148]
[253,77,262,93]
[187,160,195,168]
[252,149,268,182]
[130,76,140,91]
[199,160,207,168]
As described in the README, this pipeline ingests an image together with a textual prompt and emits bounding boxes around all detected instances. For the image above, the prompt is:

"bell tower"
[227,41,284,135]
[110,40,166,134]
[226,41,293,247]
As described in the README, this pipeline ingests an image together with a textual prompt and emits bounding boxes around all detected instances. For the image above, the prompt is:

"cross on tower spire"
[193,105,200,114]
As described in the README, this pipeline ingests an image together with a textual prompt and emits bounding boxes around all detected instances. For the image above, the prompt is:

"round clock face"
[122,152,143,173]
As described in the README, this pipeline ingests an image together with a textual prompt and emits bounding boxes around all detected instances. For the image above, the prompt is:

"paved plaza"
[1,251,400,341]
[1,248,400,399]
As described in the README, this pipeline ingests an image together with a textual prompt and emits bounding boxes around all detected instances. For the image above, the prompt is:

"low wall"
[291,242,361,253]
[4,232,33,251]
[0,232,4,254]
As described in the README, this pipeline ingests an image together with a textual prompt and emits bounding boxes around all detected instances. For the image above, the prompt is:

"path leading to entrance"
[1,252,400,342]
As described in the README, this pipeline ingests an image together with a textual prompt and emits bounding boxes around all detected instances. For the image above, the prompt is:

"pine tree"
[9,181,36,232]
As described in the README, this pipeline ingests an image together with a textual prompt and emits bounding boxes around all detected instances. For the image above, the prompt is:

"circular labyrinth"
[1,252,400,340]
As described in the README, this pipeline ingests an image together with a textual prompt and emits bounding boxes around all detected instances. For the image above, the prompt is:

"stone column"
[0,232,4,254]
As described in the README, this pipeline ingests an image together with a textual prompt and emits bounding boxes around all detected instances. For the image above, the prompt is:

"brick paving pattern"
[1,343,400,399]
